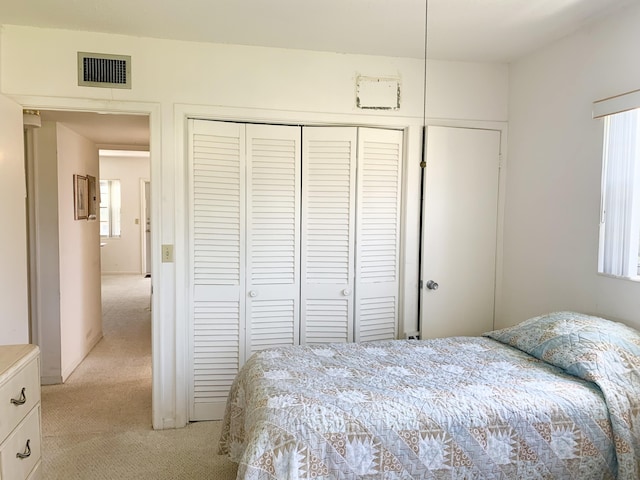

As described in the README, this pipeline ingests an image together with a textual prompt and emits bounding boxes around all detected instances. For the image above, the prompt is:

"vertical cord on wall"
[416,0,428,339]
[421,0,428,130]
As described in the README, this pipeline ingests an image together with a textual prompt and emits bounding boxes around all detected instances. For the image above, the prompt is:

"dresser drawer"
[0,357,40,442]
[0,406,41,480]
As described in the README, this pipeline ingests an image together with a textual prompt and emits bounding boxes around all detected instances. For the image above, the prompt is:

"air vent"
[78,52,131,89]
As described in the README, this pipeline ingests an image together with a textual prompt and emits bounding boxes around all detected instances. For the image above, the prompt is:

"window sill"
[597,272,640,283]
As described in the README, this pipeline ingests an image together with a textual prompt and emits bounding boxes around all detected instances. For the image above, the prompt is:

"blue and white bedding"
[219,312,640,479]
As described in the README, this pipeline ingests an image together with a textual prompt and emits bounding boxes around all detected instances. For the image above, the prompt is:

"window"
[100,179,121,238]
[597,107,640,279]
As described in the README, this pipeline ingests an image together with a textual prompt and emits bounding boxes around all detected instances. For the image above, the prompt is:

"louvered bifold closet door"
[245,124,302,355]
[188,119,246,421]
[355,128,403,342]
[301,127,357,344]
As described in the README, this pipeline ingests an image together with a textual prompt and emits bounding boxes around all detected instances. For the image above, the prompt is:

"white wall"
[502,3,640,329]
[0,25,509,427]
[99,153,150,274]
[0,26,508,120]
[0,93,29,345]
[426,59,509,122]
[56,124,102,380]
[31,121,102,382]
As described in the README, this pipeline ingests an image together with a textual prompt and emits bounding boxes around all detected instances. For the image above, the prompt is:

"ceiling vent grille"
[78,52,131,89]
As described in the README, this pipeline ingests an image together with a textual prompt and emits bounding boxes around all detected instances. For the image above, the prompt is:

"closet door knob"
[249,290,258,298]
[342,288,351,296]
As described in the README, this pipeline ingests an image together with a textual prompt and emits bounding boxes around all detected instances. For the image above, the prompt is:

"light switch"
[162,244,174,263]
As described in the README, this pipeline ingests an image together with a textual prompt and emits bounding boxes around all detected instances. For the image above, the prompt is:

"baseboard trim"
[41,375,63,385]
[101,271,143,275]
[61,331,104,382]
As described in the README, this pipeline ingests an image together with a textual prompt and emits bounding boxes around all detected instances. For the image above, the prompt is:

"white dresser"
[0,345,41,480]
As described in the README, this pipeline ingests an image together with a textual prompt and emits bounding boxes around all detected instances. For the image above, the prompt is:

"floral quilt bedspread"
[486,311,640,479]
[219,322,630,479]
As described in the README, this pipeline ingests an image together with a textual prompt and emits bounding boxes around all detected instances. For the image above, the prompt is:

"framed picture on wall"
[74,174,88,220]
[87,174,97,220]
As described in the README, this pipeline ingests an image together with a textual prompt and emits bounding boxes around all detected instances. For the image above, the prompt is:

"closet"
[188,119,403,420]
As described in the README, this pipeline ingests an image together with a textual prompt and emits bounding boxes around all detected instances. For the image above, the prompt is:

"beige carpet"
[41,274,238,480]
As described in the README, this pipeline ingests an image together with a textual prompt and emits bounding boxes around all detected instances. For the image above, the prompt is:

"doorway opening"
[23,110,154,442]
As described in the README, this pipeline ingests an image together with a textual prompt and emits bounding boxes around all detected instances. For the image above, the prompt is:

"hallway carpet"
[41,274,238,480]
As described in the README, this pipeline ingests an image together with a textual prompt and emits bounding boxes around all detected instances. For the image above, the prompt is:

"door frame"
[419,119,508,336]
[140,178,151,276]
[10,94,166,429]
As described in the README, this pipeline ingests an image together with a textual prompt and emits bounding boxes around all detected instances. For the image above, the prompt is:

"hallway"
[40,274,236,479]
[42,274,152,432]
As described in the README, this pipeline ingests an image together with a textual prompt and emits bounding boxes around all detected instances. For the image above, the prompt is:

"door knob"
[342,288,351,296]
[426,280,439,290]
[249,290,258,297]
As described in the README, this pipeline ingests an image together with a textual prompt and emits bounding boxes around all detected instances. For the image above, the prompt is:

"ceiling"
[10,0,634,149]
[2,0,634,62]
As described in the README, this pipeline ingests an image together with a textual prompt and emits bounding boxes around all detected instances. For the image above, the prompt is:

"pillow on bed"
[484,311,640,381]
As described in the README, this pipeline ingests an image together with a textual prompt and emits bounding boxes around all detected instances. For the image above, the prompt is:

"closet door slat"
[355,128,403,342]
[301,127,357,344]
[189,119,246,421]
[245,124,301,355]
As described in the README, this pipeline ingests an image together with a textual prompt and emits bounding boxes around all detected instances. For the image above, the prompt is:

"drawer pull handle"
[10,387,27,406]
[16,439,31,459]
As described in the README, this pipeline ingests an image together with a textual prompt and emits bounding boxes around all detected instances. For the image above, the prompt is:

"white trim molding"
[593,89,640,119]
[8,95,167,430]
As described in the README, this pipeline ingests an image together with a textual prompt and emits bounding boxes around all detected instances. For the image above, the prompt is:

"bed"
[219,312,640,479]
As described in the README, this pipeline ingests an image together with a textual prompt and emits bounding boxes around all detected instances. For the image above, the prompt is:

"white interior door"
[355,128,403,342]
[144,181,151,277]
[420,126,501,338]
[189,119,246,421]
[245,124,301,355]
[301,127,357,344]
